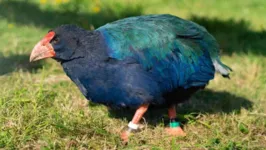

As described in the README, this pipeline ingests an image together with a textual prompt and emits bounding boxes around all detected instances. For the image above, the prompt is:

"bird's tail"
[213,59,232,79]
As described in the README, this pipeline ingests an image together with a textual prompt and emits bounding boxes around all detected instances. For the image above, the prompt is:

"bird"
[30,14,232,142]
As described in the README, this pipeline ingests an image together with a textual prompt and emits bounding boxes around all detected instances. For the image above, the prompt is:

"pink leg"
[165,105,186,136]
[120,104,149,142]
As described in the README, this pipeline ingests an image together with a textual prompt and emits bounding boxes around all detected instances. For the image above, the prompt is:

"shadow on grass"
[107,89,253,126]
[0,52,43,75]
[0,0,143,29]
[190,16,266,56]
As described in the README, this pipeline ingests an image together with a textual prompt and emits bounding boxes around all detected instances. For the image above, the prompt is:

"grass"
[0,0,266,149]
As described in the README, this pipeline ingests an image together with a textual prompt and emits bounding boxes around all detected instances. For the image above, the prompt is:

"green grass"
[0,0,266,149]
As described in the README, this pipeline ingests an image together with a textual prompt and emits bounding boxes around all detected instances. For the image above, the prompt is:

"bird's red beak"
[30,31,56,62]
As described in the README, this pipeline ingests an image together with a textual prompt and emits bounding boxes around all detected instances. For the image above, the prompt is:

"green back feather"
[97,14,231,80]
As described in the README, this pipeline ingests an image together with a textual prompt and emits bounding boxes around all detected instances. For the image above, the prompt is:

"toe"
[165,127,186,136]
[120,131,130,143]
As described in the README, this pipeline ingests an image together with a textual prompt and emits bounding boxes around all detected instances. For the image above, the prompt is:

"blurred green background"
[0,0,265,149]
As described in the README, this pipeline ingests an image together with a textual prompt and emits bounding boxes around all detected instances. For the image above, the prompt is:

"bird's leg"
[120,104,149,142]
[165,105,186,136]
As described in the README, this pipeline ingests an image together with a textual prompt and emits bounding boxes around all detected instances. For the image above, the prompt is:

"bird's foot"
[120,125,140,144]
[165,126,186,136]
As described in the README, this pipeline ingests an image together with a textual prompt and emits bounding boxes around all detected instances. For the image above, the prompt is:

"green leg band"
[169,118,180,128]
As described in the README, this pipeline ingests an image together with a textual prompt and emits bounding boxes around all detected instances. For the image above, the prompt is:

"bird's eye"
[52,37,60,44]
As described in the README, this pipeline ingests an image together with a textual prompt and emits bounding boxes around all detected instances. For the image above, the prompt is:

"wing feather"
[97,14,223,89]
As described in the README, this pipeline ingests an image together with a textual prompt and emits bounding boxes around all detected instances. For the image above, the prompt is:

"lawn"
[0,0,266,149]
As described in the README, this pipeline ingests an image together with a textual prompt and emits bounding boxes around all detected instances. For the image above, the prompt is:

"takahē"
[30,14,231,142]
